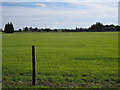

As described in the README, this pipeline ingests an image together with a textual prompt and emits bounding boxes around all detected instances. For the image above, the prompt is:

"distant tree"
[89,22,104,32]
[4,22,14,33]
[76,27,79,32]
[110,24,115,27]
[31,27,38,32]
[76,27,83,32]
[44,28,52,32]
[105,25,109,27]
[89,24,96,32]
[23,27,28,32]
[53,29,58,32]
[35,27,38,31]
[115,25,120,31]
[18,29,22,32]
[96,22,104,32]
[29,27,32,31]
[37,29,42,32]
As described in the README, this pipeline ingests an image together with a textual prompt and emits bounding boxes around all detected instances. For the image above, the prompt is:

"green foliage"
[4,22,14,33]
[23,27,29,32]
[89,22,104,32]
[2,32,119,88]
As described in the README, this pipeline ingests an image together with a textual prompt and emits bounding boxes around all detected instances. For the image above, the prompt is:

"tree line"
[3,22,120,33]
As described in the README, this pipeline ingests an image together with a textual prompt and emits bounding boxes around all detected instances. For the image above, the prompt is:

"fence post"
[32,45,36,85]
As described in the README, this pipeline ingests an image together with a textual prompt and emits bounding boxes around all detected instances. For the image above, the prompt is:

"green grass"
[2,32,119,88]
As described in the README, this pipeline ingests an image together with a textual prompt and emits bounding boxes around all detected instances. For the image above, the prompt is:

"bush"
[4,22,14,33]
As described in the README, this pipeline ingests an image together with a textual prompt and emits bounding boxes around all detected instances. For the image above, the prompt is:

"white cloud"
[2,0,119,2]
[36,3,46,7]
[3,4,117,19]
[2,2,118,29]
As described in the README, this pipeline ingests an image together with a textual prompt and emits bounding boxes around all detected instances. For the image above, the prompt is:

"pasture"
[2,32,119,88]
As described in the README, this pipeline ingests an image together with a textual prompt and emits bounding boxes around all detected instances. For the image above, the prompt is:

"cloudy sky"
[1,0,119,30]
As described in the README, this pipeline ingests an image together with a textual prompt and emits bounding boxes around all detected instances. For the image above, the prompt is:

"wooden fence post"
[32,45,36,85]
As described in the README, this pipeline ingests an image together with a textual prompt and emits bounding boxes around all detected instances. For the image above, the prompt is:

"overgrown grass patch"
[2,32,119,88]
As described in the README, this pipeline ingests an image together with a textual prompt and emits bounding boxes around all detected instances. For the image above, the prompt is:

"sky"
[1,1,119,30]
[2,0,120,2]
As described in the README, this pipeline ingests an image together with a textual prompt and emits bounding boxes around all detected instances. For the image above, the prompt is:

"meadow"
[2,32,119,88]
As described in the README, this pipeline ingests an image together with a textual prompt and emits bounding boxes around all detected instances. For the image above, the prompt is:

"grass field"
[2,32,119,88]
